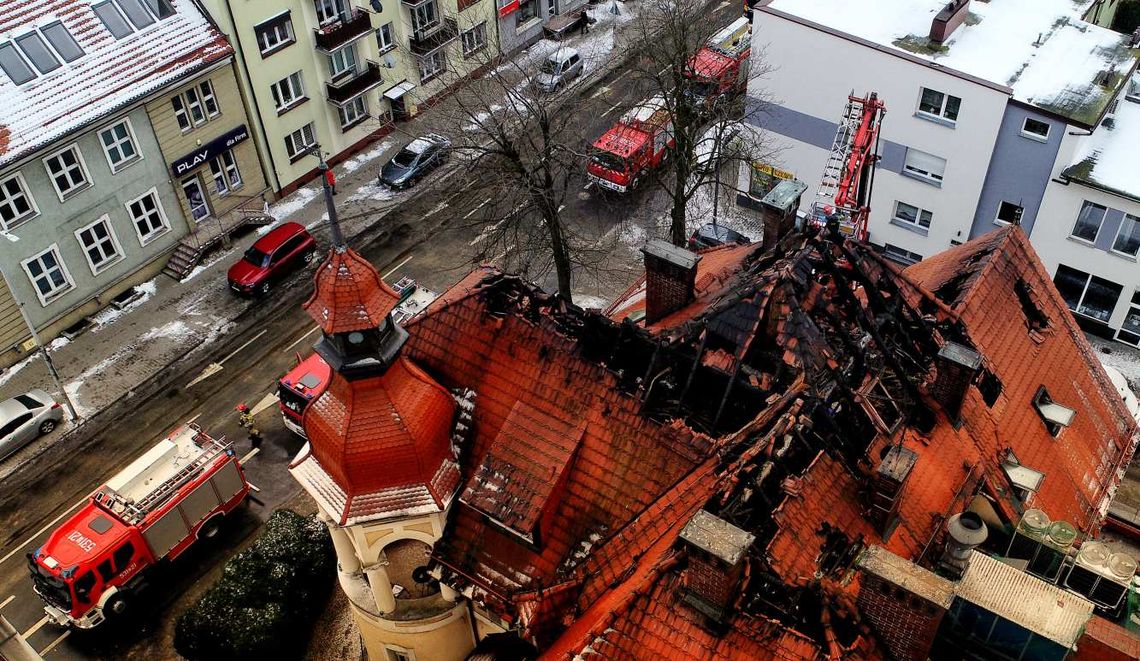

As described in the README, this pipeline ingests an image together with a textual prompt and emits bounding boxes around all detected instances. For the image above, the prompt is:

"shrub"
[174,509,335,660]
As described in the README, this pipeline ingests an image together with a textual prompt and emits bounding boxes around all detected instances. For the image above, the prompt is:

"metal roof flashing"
[679,509,755,565]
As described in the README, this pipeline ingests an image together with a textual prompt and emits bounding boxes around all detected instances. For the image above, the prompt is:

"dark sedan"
[687,223,752,250]
[379,134,451,189]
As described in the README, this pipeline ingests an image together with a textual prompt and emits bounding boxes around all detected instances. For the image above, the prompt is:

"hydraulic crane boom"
[809,92,886,242]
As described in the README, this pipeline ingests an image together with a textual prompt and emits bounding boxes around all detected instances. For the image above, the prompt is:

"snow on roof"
[1065,98,1140,201]
[0,0,232,168]
[764,0,1137,126]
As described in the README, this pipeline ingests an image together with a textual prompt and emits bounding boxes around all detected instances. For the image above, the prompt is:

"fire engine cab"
[588,97,675,193]
[278,353,331,438]
[684,17,752,109]
[29,424,250,628]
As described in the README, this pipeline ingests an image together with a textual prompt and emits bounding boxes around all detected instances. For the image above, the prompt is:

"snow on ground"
[346,182,395,204]
[180,250,233,284]
[267,186,320,222]
[572,293,610,309]
[685,172,764,240]
[341,139,393,174]
[1091,335,1140,393]
[89,278,158,331]
[0,352,40,388]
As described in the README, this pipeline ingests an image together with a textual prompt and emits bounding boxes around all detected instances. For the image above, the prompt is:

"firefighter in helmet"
[235,403,263,449]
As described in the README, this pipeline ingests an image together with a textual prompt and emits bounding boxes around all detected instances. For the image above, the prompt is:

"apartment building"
[495,0,588,55]
[0,0,234,367]
[738,0,1137,265]
[201,0,500,195]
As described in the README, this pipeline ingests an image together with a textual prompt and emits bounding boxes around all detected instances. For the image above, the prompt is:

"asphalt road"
[0,2,744,654]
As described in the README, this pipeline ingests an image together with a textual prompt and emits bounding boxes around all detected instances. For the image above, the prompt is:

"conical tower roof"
[304,247,402,334]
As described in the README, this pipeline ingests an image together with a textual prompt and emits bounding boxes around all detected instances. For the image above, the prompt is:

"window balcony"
[410,17,457,55]
[313,8,373,53]
[326,60,384,106]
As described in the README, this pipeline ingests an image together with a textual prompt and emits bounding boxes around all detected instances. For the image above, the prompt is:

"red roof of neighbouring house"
[305,248,403,334]
[0,0,231,165]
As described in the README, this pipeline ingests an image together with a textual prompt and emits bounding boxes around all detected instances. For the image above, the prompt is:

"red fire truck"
[29,424,251,628]
[684,17,752,110]
[278,352,331,438]
[587,97,675,193]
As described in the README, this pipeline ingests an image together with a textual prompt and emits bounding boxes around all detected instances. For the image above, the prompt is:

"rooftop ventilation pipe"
[938,511,988,579]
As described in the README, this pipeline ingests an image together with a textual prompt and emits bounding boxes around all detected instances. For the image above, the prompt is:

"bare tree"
[424,40,602,303]
[621,0,776,245]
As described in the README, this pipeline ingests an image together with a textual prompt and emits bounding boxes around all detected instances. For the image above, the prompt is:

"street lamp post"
[0,232,81,421]
[307,144,347,249]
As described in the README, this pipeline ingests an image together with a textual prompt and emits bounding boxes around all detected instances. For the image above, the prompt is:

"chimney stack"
[931,341,982,424]
[869,444,917,537]
[758,178,807,250]
[679,510,755,622]
[938,512,988,579]
[642,239,702,325]
[929,0,971,43]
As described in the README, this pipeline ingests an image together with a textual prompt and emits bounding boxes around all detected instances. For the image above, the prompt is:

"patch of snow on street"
[48,337,70,351]
[0,352,40,388]
[90,278,158,331]
[572,293,609,309]
[341,139,393,174]
[180,251,231,284]
[140,320,194,343]
[267,186,320,223]
[346,182,395,203]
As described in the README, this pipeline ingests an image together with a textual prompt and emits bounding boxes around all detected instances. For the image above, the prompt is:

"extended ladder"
[814,96,863,209]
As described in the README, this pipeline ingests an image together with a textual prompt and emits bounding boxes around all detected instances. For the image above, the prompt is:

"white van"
[534,48,583,93]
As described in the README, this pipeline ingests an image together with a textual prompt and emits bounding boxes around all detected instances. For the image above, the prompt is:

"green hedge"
[174,509,335,660]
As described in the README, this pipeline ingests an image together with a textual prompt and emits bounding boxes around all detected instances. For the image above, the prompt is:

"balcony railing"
[326,60,384,106]
[410,17,458,55]
[313,8,373,52]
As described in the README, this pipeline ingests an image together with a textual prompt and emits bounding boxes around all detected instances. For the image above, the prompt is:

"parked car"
[0,389,63,461]
[688,223,751,250]
[227,222,317,296]
[534,48,584,92]
[379,134,451,189]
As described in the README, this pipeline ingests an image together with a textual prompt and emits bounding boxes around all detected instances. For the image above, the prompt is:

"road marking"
[382,255,414,279]
[423,201,449,219]
[0,594,14,610]
[186,329,268,388]
[490,243,515,264]
[557,205,566,212]
[39,630,71,656]
[250,392,278,416]
[22,615,49,639]
[658,66,669,77]
[0,497,86,566]
[716,0,729,7]
[600,105,619,118]
[463,198,492,219]
[283,326,320,353]
[590,85,610,99]
[186,412,202,424]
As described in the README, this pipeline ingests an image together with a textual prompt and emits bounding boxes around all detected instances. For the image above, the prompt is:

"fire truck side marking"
[66,531,96,553]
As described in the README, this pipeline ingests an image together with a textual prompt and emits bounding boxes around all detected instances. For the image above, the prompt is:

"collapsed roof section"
[391,224,1135,656]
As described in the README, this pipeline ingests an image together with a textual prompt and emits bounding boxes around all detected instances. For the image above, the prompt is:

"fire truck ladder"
[814,95,864,210]
[124,435,229,523]
[809,92,886,242]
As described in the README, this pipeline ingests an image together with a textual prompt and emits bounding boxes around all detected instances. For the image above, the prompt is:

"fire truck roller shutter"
[180,477,222,528]
[211,460,245,503]
[143,508,191,559]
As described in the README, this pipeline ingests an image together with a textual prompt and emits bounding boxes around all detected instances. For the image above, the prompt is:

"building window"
[338,96,368,129]
[199,81,220,117]
[328,44,358,79]
[0,173,38,230]
[208,150,242,195]
[271,72,307,112]
[902,148,945,185]
[14,32,61,75]
[1054,264,1122,323]
[917,87,960,123]
[413,1,440,33]
[127,189,171,244]
[98,120,141,173]
[1117,291,1140,346]
[314,0,345,25]
[43,145,90,200]
[255,13,295,55]
[1021,117,1050,142]
[995,201,1022,226]
[22,245,73,305]
[883,243,922,266]
[462,22,487,56]
[180,177,210,222]
[1070,200,1107,243]
[171,82,220,131]
[142,0,176,19]
[1112,214,1140,257]
[376,23,395,52]
[418,51,445,82]
[285,123,317,160]
[891,200,932,231]
[75,216,123,275]
[91,1,134,39]
[517,0,539,24]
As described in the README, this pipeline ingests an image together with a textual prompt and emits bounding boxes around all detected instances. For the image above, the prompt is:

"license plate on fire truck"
[589,174,626,193]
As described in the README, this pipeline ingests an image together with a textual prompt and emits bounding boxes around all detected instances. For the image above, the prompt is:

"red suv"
[228,222,317,296]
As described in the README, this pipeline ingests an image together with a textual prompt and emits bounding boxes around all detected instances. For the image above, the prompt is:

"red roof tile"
[304,248,402,335]
[0,0,232,167]
[1077,616,1140,660]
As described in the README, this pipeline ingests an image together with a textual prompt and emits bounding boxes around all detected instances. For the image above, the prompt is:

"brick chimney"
[759,179,807,250]
[642,239,702,325]
[869,445,917,537]
[931,341,982,423]
[679,510,754,622]
[930,0,971,43]
[857,546,955,661]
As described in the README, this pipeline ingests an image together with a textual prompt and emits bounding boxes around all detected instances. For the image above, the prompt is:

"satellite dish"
[370,0,382,11]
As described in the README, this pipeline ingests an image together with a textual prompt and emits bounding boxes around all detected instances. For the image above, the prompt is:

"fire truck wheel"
[198,516,223,540]
[105,592,131,619]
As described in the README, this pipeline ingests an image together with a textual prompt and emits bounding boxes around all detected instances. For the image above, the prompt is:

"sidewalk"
[0,1,647,468]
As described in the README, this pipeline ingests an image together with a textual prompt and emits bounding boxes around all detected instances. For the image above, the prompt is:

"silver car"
[0,389,63,461]
[534,48,583,93]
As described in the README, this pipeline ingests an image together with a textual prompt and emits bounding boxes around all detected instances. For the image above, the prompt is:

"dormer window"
[1033,386,1075,437]
[1001,449,1044,503]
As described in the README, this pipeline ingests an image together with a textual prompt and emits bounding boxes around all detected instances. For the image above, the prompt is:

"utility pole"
[0,232,80,422]
[308,144,346,250]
